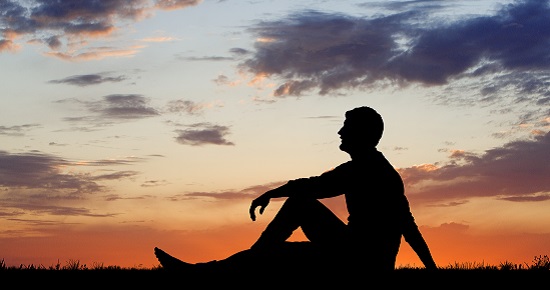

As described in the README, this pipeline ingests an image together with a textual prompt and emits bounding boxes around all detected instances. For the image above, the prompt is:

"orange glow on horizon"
[2,222,549,270]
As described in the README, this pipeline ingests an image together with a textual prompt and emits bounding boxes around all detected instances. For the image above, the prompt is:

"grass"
[395,254,550,271]
[0,258,162,271]
[1,255,548,288]
[2,255,549,271]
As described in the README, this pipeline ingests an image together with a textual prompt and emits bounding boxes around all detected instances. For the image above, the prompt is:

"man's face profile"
[338,119,360,154]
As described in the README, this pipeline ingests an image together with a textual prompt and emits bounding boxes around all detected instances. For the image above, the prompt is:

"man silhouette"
[155,106,437,273]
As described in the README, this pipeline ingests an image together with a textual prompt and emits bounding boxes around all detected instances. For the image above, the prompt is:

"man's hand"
[249,194,271,221]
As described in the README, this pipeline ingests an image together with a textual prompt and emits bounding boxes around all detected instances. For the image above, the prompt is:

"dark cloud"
[0,0,202,54]
[240,0,550,99]
[44,35,62,49]
[399,131,550,204]
[0,150,145,217]
[229,47,251,56]
[174,123,234,146]
[0,151,143,195]
[49,73,127,86]
[87,94,159,119]
[58,95,160,130]
[0,150,102,195]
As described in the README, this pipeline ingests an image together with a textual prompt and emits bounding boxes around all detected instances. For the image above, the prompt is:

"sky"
[1,0,549,269]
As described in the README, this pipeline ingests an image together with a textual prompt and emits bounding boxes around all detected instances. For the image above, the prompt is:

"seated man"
[154,106,437,273]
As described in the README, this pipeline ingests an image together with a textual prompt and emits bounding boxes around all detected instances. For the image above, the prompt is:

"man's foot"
[154,247,193,270]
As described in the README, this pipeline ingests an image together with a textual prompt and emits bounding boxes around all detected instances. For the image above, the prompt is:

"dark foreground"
[2,268,549,288]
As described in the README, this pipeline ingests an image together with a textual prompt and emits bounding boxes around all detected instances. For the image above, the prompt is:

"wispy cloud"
[139,36,178,42]
[44,45,144,61]
[170,181,285,201]
[165,99,223,115]
[0,124,41,136]
[178,55,235,61]
[3,204,117,217]
[48,73,127,87]
[155,0,202,10]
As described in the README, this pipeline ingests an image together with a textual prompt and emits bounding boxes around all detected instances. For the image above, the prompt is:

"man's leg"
[155,197,346,271]
[251,196,346,249]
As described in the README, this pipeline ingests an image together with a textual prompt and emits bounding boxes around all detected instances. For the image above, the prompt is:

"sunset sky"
[1,0,549,269]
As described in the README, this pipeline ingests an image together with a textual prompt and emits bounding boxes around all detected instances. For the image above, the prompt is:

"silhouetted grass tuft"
[0,257,162,271]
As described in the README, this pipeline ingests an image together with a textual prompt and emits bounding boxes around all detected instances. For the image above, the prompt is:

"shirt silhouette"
[155,106,437,273]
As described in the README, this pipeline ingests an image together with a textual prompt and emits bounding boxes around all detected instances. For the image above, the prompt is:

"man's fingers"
[249,198,268,221]
[249,206,256,221]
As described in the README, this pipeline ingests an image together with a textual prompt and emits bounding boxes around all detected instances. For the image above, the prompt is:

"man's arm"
[248,167,348,222]
[249,178,308,221]
[402,217,438,269]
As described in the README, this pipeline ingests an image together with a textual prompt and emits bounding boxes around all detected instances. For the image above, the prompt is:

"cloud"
[172,181,285,201]
[178,55,235,61]
[48,73,127,86]
[59,96,222,130]
[155,0,202,10]
[399,131,550,204]
[174,123,234,146]
[91,171,139,181]
[0,0,202,58]
[44,45,144,61]
[0,151,144,194]
[78,94,159,121]
[139,36,178,42]
[0,150,102,195]
[3,204,117,217]
[239,0,550,101]
[165,99,223,115]
[0,124,41,136]
[166,100,206,115]
[0,150,145,218]
[141,180,169,187]
[0,38,18,52]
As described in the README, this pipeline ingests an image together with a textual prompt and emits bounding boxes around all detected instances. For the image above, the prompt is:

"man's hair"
[345,106,384,146]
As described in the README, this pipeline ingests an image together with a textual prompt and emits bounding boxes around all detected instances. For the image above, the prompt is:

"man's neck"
[349,147,378,160]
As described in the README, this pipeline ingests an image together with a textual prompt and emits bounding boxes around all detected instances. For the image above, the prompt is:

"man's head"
[338,106,384,154]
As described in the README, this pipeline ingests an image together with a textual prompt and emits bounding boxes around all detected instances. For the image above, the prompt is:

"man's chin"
[339,143,348,152]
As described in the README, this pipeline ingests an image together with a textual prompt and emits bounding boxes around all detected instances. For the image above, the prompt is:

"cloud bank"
[400,131,550,204]
[0,0,202,58]
[240,0,550,109]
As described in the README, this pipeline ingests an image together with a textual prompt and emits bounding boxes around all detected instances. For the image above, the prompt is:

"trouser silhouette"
[209,196,349,272]
[251,196,348,249]
[208,196,395,272]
